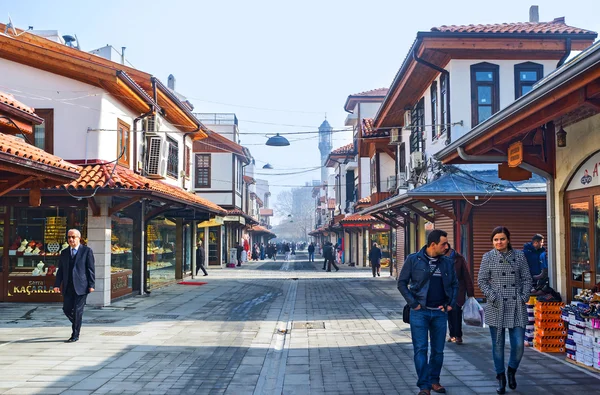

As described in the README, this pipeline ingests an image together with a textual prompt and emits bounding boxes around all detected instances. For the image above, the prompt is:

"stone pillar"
[86,196,111,307]
[364,228,370,267]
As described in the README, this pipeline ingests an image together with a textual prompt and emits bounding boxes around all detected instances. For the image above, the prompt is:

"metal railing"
[194,113,238,126]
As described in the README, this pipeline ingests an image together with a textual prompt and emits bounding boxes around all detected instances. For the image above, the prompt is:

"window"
[514,62,543,99]
[236,159,243,192]
[430,81,438,140]
[32,109,54,154]
[195,154,210,188]
[471,62,499,127]
[399,143,406,173]
[370,155,377,193]
[440,75,448,136]
[184,146,191,178]
[409,98,425,153]
[117,119,130,167]
[166,137,178,178]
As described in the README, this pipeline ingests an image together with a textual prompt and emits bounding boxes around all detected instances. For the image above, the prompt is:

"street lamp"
[265,133,290,147]
[262,163,274,169]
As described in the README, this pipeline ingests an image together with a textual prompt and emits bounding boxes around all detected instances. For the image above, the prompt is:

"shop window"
[514,62,543,99]
[471,62,499,127]
[430,81,438,141]
[33,109,54,154]
[166,137,178,178]
[146,217,176,289]
[569,201,591,299]
[399,143,406,173]
[6,206,87,302]
[111,213,133,299]
[117,119,130,167]
[440,74,448,137]
[195,154,210,188]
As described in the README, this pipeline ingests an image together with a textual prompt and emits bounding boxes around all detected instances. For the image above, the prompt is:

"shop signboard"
[111,269,133,299]
[371,223,390,232]
[223,215,245,225]
[567,151,600,191]
[507,141,523,167]
[7,277,62,302]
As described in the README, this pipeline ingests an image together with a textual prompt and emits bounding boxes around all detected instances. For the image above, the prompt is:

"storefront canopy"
[249,225,276,239]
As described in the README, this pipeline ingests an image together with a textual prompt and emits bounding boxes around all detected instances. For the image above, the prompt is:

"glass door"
[568,199,592,300]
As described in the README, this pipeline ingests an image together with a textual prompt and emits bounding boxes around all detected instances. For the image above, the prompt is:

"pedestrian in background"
[236,243,244,267]
[53,229,96,343]
[196,241,208,276]
[369,242,382,277]
[478,226,531,394]
[284,243,291,261]
[444,244,473,344]
[398,229,457,395]
[308,242,315,262]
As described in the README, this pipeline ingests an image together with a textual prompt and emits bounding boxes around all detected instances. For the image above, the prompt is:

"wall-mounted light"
[556,125,567,148]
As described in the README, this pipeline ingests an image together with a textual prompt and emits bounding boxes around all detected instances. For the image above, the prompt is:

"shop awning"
[197,216,224,228]
[249,225,276,238]
[224,209,259,226]
[339,213,378,230]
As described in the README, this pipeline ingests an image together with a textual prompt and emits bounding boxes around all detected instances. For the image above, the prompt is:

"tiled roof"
[350,88,389,97]
[0,91,35,115]
[362,118,389,138]
[63,164,225,213]
[356,196,371,206]
[339,213,377,223]
[227,208,259,224]
[243,175,255,184]
[431,18,596,35]
[330,143,355,155]
[0,133,80,174]
[250,225,275,235]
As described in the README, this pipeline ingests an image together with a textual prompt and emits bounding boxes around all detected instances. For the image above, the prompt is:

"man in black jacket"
[53,229,95,343]
[196,241,208,276]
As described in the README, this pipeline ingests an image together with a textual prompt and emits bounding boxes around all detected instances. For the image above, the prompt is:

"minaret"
[318,119,332,183]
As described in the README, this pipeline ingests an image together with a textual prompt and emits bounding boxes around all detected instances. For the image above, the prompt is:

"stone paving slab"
[0,253,598,394]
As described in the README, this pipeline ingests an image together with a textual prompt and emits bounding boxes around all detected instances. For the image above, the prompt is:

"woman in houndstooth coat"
[478,226,531,394]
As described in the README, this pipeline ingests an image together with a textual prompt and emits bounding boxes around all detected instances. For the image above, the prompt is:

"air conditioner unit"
[146,136,168,178]
[411,151,424,169]
[387,175,397,192]
[397,172,408,187]
[389,128,401,145]
[403,110,412,130]
[143,114,162,135]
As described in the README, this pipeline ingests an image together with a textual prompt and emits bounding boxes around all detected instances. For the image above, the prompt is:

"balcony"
[369,192,391,205]
[194,113,238,126]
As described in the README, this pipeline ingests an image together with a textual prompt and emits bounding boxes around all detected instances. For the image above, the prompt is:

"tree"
[274,187,314,241]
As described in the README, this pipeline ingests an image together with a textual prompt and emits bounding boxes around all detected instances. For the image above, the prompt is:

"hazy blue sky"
[2,0,599,222]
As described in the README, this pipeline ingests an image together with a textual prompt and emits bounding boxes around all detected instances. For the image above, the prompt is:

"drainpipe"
[457,147,557,289]
[557,38,572,68]
[413,51,452,146]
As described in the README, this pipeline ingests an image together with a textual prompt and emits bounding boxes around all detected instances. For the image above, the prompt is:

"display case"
[111,213,133,299]
[146,218,176,289]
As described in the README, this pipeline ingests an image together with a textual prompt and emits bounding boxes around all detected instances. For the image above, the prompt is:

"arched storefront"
[564,150,600,301]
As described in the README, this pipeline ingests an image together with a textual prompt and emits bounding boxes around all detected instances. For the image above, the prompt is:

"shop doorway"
[566,188,600,301]
[1,215,5,301]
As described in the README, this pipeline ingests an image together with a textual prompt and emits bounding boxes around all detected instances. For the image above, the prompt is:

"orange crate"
[534,336,565,346]
[534,311,562,320]
[534,319,565,329]
[533,344,565,353]
[535,328,567,337]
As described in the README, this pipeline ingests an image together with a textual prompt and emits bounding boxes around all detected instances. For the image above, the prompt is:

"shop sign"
[223,215,245,225]
[7,277,62,301]
[507,142,523,167]
[197,216,225,228]
[566,151,600,191]
[371,223,390,231]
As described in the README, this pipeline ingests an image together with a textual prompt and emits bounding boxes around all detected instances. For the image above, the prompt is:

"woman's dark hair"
[491,226,512,250]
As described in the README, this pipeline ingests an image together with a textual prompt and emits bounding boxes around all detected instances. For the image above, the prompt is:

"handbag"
[402,261,441,324]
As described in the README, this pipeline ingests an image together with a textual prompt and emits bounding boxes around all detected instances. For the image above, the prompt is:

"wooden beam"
[381,146,397,161]
[422,37,592,52]
[88,197,101,217]
[405,203,435,223]
[373,212,403,228]
[109,196,144,216]
[0,176,35,197]
[417,199,456,221]
[583,99,600,111]
[380,210,405,228]
[461,204,472,224]
[390,207,418,225]
[144,205,172,222]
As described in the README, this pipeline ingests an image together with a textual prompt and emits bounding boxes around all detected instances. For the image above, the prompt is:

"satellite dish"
[5,14,17,35]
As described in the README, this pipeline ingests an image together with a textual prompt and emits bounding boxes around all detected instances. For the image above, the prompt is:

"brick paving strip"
[0,253,598,394]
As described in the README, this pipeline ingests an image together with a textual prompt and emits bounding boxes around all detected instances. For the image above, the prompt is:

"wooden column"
[175,218,183,280]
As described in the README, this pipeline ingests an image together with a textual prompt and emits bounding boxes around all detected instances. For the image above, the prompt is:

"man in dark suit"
[53,229,95,343]
[196,241,208,276]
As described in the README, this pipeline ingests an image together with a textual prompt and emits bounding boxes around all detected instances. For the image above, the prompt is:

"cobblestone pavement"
[0,252,598,394]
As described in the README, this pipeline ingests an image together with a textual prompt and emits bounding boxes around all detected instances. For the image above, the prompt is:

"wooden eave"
[441,65,600,165]
[155,88,199,133]
[375,35,595,129]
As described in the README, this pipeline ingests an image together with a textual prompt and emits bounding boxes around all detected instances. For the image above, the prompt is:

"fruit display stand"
[533,301,566,353]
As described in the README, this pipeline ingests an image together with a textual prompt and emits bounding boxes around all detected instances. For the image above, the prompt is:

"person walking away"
[236,243,244,267]
[308,242,315,262]
[444,245,474,344]
[478,226,532,394]
[272,244,277,261]
[369,242,382,277]
[398,229,458,395]
[53,229,96,343]
[284,243,291,261]
[196,241,208,276]
[260,243,265,260]
[291,243,296,255]
[327,242,339,272]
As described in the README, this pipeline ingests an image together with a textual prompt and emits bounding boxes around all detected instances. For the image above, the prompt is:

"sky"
[2,0,600,223]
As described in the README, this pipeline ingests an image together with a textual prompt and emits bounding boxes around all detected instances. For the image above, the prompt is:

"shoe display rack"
[525,296,536,347]
[562,297,600,370]
[533,301,566,353]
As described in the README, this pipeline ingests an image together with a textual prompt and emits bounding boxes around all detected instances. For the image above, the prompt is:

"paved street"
[0,252,598,395]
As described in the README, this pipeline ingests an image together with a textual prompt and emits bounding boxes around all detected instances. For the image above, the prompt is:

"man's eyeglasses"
[67,236,79,239]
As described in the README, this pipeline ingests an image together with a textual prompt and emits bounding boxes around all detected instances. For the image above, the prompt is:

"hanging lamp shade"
[262,163,274,169]
[265,133,290,146]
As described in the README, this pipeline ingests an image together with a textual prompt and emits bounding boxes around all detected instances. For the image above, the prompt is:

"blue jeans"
[410,308,448,390]
[489,326,525,374]
[308,252,314,262]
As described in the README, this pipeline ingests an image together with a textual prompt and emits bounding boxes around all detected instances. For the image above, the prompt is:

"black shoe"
[335,268,339,272]
[66,337,79,343]
[326,270,331,272]
[377,273,380,277]
[203,274,208,276]
[236,264,241,267]
[507,367,516,390]
[496,372,506,394]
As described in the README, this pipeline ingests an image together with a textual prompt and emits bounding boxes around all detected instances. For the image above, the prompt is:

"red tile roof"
[431,17,596,35]
[63,164,225,214]
[243,175,256,184]
[362,118,389,138]
[330,143,355,155]
[0,133,80,174]
[350,88,389,97]
[227,208,259,224]
[356,196,371,207]
[339,213,377,223]
[250,225,275,236]
[0,91,35,115]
